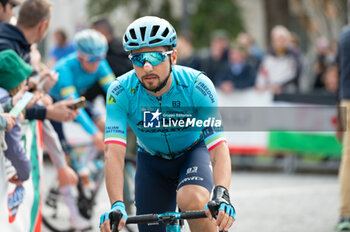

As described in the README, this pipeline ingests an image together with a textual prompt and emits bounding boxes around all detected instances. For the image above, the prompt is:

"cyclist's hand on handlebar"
[205,185,236,231]
[93,131,104,152]
[99,201,127,232]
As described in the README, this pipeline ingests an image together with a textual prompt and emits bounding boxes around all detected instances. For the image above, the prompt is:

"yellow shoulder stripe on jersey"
[99,74,116,86]
[60,86,77,97]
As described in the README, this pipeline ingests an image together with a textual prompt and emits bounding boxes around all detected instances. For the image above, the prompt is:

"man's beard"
[140,68,171,93]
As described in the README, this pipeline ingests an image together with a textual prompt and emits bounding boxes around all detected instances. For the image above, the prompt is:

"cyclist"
[49,29,115,230]
[100,16,235,232]
[49,29,115,153]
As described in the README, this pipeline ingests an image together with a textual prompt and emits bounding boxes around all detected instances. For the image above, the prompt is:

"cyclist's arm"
[104,80,129,203]
[209,141,231,188]
[96,60,116,93]
[105,143,126,203]
[57,67,99,135]
[192,74,231,187]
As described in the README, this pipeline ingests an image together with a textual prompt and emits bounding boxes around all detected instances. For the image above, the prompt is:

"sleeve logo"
[107,94,116,104]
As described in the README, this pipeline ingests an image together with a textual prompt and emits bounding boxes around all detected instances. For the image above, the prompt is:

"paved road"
[41,163,339,232]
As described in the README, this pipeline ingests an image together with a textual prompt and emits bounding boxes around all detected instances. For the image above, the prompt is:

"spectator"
[0,49,34,183]
[199,29,230,85]
[237,31,264,69]
[90,17,137,159]
[0,0,19,23]
[313,36,332,89]
[91,17,132,78]
[217,43,257,93]
[86,17,132,103]
[177,33,201,70]
[255,25,302,94]
[0,0,77,122]
[323,63,338,94]
[47,29,75,68]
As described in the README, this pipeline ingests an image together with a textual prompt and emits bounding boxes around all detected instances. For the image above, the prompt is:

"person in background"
[177,33,201,70]
[199,29,230,86]
[49,29,115,154]
[0,0,19,23]
[49,29,116,230]
[47,29,75,68]
[255,25,302,94]
[0,0,77,122]
[0,49,38,184]
[216,43,257,93]
[91,17,132,79]
[323,63,339,94]
[237,31,264,69]
[313,36,331,89]
[90,17,137,159]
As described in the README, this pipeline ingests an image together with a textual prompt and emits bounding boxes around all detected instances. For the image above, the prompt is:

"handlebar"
[110,208,226,232]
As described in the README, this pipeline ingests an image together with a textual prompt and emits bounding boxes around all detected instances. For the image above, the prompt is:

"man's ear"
[171,49,177,65]
[38,19,48,33]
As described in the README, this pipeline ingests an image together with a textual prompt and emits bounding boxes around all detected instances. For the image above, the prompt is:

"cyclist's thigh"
[50,120,70,153]
[177,141,214,193]
[135,150,178,232]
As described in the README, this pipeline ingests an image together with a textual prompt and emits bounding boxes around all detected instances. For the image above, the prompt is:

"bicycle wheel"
[42,185,75,232]
[42,143,96,232]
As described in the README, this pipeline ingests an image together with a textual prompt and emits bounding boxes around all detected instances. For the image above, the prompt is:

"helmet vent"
[124,34,129,42]
[129,42,139,47]
[140,27,146,41]
[130,29,137,39]
[149,39,162,44]
[151,25,160,37]
[162,28,169,37]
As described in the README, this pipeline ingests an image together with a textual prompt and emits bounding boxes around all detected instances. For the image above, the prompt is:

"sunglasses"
[128,51,173,67]
[82,55,104,63]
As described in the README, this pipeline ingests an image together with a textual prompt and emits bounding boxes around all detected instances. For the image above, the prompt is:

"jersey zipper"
[157,96,172,155]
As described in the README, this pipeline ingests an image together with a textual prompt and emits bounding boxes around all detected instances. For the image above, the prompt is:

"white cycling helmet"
[73,29,108,58]
[123,16,177,51]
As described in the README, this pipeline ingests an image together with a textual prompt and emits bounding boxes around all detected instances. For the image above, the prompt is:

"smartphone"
[68,96,87,110]
[9,91,34,117]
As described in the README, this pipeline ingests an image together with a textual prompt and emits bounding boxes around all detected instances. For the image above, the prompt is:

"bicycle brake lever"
[207,201,219,219]
[110,210,122,232]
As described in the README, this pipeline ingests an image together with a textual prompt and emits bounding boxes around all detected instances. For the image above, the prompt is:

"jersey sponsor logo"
[105,125,124,134]
[186,166,198,175]
[202,127,214,138]
[107,94,116,104]
[111,85,123,96]
[130,88,136,94]
[172,101,181,108]
[7,184,25,223]
[178,176,204,186]
[143,109,162,128]
[195,82,215,103]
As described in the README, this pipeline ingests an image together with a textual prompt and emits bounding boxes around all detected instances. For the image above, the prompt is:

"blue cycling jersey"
[50,52,115,135]
[104,65,226,158]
